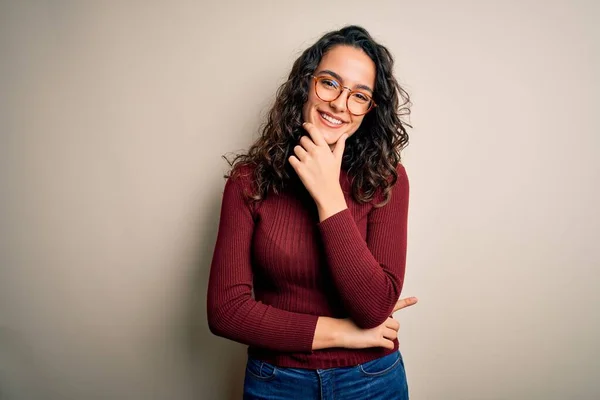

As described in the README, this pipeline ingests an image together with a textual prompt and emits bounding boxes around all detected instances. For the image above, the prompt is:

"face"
[302,45,376,149]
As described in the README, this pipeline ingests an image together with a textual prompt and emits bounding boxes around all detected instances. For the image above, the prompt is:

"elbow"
[351,309,394,330]
[206,308,222,336]
[207,316,222,337]
[355,276,405,328]
[349,286,403,329]
[207,290,253,340]
[207,302,231,339]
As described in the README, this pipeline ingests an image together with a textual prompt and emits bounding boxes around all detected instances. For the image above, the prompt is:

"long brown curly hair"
[223,25,412,208]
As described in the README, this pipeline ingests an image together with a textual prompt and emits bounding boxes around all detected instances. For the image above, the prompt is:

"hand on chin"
[321,130,341,150]
[307,116,345,150]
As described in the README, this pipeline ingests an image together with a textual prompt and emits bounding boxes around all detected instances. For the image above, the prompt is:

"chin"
[319,127,341,141]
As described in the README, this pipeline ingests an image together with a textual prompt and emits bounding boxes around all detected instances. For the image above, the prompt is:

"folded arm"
[317,164,410,329]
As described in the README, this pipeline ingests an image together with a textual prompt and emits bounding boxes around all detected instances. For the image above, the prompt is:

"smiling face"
[302,45,376,149]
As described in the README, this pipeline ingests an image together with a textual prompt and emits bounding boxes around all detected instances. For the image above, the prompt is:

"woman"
[207,25,416,399]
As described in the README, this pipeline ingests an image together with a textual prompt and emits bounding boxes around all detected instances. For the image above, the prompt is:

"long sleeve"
[317,164,409,329]
[206,172,318,352]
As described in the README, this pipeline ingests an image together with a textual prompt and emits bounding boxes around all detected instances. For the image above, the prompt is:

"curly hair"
[223,25,412,208]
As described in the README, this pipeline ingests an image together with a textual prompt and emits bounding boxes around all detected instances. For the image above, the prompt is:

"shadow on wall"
[184,178,247,400]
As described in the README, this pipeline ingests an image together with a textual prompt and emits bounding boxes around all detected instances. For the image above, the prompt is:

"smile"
[318,111,345,127]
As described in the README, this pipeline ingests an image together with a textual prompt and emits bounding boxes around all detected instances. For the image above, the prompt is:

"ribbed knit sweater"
[207,163,409,369]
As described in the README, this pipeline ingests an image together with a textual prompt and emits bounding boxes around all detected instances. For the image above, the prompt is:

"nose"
[329,88,350,113]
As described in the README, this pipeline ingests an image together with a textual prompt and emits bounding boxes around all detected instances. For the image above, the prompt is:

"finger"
[293,145,308,161]
[333,134,347,160]
[393,297,418,312]
[288,155,301,170]
[383,327,398,341]
[302,122,327,147]
[385,317,400,332]
[299,135,317,153]
[380,338,394,350]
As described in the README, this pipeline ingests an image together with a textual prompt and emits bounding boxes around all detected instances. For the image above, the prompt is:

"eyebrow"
[316,69,374,93]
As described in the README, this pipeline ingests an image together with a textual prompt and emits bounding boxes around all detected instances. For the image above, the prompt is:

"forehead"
[317,45,376,88]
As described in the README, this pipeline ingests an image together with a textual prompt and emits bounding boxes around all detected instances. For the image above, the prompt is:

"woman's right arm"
[207,173,320,353]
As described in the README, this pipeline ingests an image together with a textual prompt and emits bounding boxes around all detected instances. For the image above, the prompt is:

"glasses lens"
[348,92,372,115]
[315,78,341,101]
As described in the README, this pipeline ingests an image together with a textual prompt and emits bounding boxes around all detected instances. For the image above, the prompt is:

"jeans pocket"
[245,357,277,381]
[358,351,403,377]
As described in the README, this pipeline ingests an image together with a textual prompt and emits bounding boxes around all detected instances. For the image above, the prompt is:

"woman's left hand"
[288,122,348,220]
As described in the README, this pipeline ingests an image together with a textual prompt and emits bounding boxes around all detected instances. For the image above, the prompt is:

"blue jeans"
[243,350,409,400]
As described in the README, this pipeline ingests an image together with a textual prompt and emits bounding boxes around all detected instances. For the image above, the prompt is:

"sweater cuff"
[289,313,319,353]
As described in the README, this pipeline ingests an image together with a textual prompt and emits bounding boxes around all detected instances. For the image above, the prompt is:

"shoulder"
[221,163,260,216]
[372,163,409,207]
[225,163,257,191]
[394,163,408,185]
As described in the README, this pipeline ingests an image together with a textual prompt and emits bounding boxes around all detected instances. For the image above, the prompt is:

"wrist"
[333,318,352,348]
[316,188,347,222]
[313,317,346,350]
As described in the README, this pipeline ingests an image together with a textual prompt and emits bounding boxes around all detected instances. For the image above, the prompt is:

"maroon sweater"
[207,163,409,369]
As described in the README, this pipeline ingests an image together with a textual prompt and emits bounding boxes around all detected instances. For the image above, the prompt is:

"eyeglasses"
[311,75,377,116]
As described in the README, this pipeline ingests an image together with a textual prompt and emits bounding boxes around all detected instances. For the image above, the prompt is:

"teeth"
[320,112,342,125]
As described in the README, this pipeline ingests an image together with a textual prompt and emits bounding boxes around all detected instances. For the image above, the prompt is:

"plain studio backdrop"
[0,1,598,399]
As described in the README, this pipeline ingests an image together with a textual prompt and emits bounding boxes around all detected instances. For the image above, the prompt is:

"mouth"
[317,110,347,129]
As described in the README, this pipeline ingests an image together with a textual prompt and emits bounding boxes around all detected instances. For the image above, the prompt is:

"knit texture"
[207,163,409,369]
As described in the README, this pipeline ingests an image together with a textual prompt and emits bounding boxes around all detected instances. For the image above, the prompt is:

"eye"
[320,78,340,90]
[352,92,370,103]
